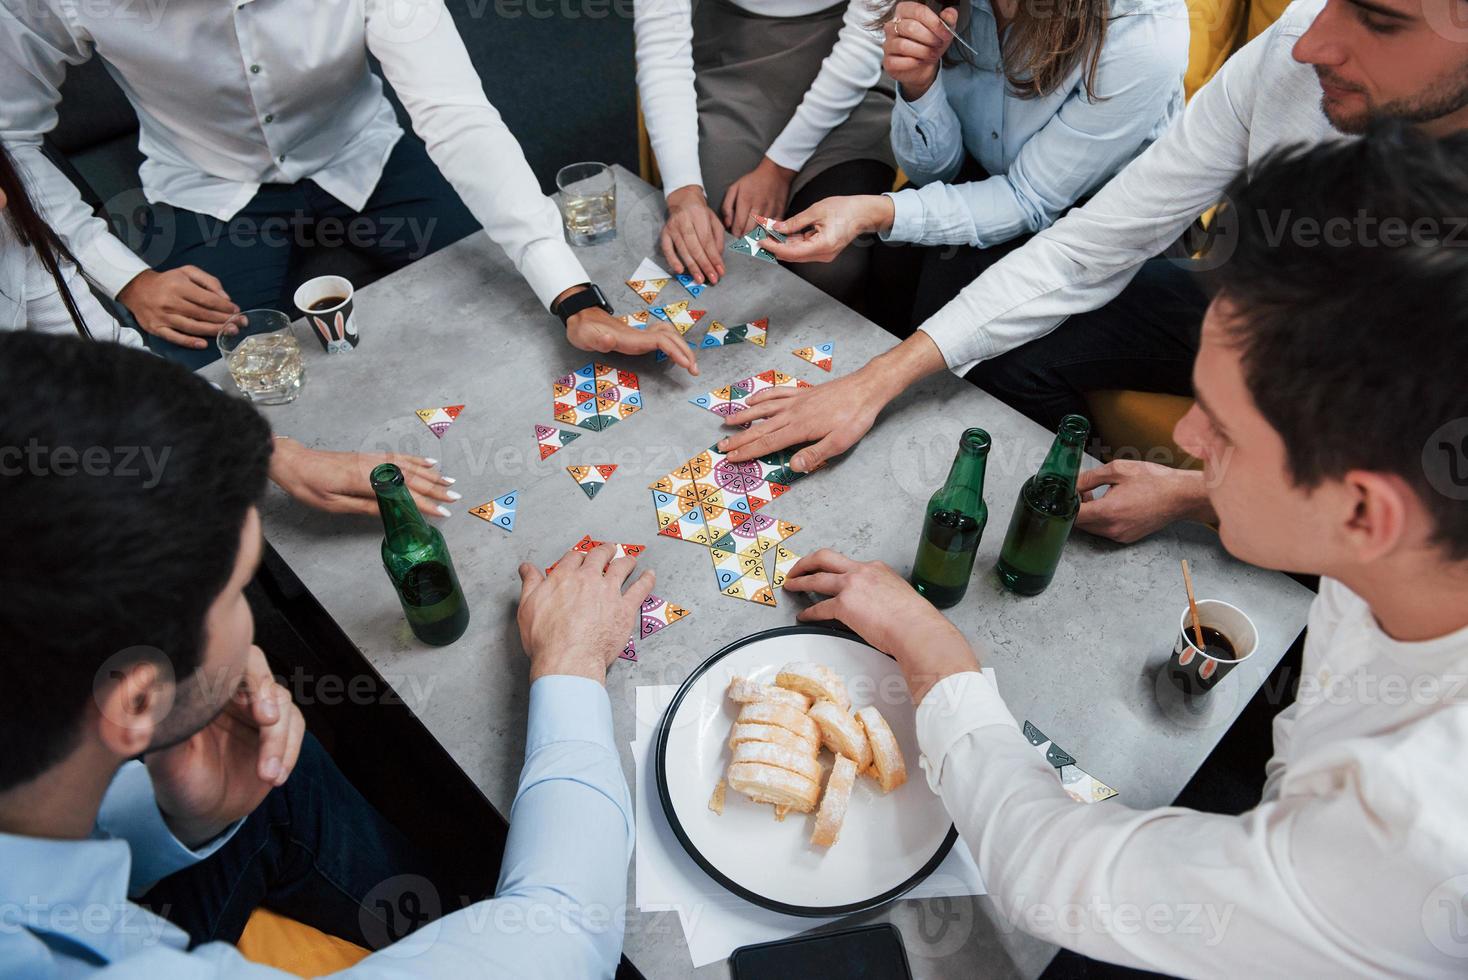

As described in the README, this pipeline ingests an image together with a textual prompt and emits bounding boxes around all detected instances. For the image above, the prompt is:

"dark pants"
[139,734,452,951]
[783,158,896,314]
[147,136,481,368]
[967,257,1210,434]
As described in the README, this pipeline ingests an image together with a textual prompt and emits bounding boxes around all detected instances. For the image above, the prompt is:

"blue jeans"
[138,734,449,951]
[145,136,481,369]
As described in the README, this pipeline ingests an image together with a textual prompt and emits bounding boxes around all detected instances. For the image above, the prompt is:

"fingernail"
[792,454,806,472]
[262,757,281,780]
[717,438,728,449]
[424,457,439,466]
[441,476,456,485]
[446,490,462,501]
[436,506,452,517]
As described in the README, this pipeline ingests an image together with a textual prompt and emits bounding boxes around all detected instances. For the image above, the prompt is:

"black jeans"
[966,257,1210,435]
[139,734,451,951]
[145,135,481,369]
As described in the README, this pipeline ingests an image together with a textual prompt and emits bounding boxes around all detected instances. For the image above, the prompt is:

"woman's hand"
[883,1,958,101]
[269,438,457,517]
[661,185,726,286]
[759,196,895,265]
[721,157,797,239]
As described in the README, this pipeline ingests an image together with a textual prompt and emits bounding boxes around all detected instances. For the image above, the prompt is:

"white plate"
[654,626,956,916]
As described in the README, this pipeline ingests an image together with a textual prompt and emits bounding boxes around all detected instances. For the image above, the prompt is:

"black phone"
[729,924,913,980]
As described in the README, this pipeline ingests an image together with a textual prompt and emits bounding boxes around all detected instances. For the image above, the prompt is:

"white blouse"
[0,223,143,346]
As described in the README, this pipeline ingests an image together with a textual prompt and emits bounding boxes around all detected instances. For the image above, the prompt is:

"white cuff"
[76,233,150,301]
[881,188,926,243]
[915,670,1018,794]
[516,236,592,312]
[895,73,949,122]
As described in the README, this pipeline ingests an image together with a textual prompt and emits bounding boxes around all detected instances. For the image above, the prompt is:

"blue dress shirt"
[0,675,633,979]
[883,0,1190,249]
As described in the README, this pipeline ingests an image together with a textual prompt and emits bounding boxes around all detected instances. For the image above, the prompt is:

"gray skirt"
[692,0,896,203]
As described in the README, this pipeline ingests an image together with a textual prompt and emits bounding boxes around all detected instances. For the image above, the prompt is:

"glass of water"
[217,309,306,405]
[556,162,617,246]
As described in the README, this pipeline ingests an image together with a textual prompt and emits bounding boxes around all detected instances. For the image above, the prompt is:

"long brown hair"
[871,0,1110,102]
[1,144,92,338]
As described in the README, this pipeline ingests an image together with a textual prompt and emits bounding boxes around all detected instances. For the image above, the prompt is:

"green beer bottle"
[911,427,991,609]
[372,463,470,646]
[996,414,1090,596]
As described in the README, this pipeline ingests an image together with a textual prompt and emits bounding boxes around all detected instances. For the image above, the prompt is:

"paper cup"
[1168,599,1258,696]
[293,275,359,353]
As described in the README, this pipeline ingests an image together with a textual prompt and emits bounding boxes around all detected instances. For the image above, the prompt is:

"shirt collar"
[0,831,187,964]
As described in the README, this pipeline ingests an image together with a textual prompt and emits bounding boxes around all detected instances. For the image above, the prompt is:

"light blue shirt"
[884,0,1190,248]
[0,675,633,979]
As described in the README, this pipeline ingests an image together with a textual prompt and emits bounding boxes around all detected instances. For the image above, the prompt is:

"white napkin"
[632,682,988,968]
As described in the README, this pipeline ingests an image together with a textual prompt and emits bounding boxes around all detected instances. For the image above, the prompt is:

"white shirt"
[0,0,587,309]
[918,0,1344,374]
[883,0,1188,248]
[634,0,885,194]
[917,577,1468,976]
[0,222,143,346]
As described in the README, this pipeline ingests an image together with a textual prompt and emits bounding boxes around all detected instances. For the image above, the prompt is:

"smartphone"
[730,924,913,980]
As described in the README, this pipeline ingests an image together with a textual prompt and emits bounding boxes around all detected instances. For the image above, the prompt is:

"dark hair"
[1,143,91,338]
[869,0,1109,101]
[0,333,273,790]
[1210,122,1468,560]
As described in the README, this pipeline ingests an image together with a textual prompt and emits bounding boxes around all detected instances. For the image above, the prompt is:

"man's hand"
[783,549,980,705]
[117,267,239,350]
[721,157,796,239]
[1076,460,1215,544]
[761,196,895,265]
[715,333,948,471]
[661,185,726,286]
[145,646,305,849]
[883,2,958,101]
[564,305,699,375]
[269,437,457,517]
[516,543,656,684]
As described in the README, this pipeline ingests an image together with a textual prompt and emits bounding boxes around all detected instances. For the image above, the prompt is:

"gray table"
[204,167,1313,978]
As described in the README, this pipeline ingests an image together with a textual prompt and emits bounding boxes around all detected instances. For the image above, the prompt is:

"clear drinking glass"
[556,162,617,246]
[217,309,306,405]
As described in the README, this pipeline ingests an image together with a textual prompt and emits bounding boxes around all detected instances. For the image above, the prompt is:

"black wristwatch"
[552,283,612,325]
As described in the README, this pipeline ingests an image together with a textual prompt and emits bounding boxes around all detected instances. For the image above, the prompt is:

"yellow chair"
[236,908,371,977]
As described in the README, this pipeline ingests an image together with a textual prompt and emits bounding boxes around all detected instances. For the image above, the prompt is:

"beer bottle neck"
[938,427,991,511]
[371,464,433,552]
[1036,415,1089,492]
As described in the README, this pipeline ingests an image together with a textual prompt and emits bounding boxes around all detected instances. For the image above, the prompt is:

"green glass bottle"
[911,427,991,609]
[371,463,470,646]
[996,414,1090,596]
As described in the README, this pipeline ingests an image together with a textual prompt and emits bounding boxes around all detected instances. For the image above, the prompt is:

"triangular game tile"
[566,463,617,500]
[535,424,580,460]
[470,490,518,533]
[626,258,671,303]
[415,404,464,439]
[792,342,834,372]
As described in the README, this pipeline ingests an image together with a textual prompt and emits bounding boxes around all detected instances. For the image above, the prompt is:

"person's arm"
[95,761,244,897]
[633,0,702,197]
[764,0,886,175]
[0,5,149,299]
[883,10,1190,247]
[915,9,1283,374]
[361,0,587,311]
[21,247,145,347]
[888,72,966,191]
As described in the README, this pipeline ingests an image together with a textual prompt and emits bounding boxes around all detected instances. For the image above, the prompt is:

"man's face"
[1294,0,1468,134]
[147,508,263,751]
[1173,302,1340,574]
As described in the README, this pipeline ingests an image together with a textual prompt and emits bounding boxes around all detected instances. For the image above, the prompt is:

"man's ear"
[1340,470,1412,563]
[92,659,169,759]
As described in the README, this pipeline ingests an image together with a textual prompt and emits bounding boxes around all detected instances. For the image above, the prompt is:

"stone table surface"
[203,166,1314,979]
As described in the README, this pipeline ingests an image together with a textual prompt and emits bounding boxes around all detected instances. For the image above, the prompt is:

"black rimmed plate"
[654,626,957,917]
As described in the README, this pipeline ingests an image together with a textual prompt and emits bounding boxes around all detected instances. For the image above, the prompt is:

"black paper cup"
[293,275,359,353]
[1168,599,1258,696]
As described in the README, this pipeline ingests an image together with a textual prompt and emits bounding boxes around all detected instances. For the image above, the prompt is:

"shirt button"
[278,154,287,163]
[250,64,261,74]
[990,131,999,140]
[264,113,275,123]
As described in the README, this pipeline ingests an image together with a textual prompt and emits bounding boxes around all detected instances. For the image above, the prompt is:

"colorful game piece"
[689,370,812,422]
[1022,721,1117,803]
[639,593,691,640]
[552,363,643,432]
[545,534,646,574]
[649,300,707,336]
[566,463,617,499]
[534,424,580,460]
[626,258,671,303]
[470,490,518,533]
[728,221,786,263]
[791,342,834,372]
[701,318,768,349]
[674,272,709,298]
[770,545,802,590]
[415,404,464,439]
[616,311,652,329]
